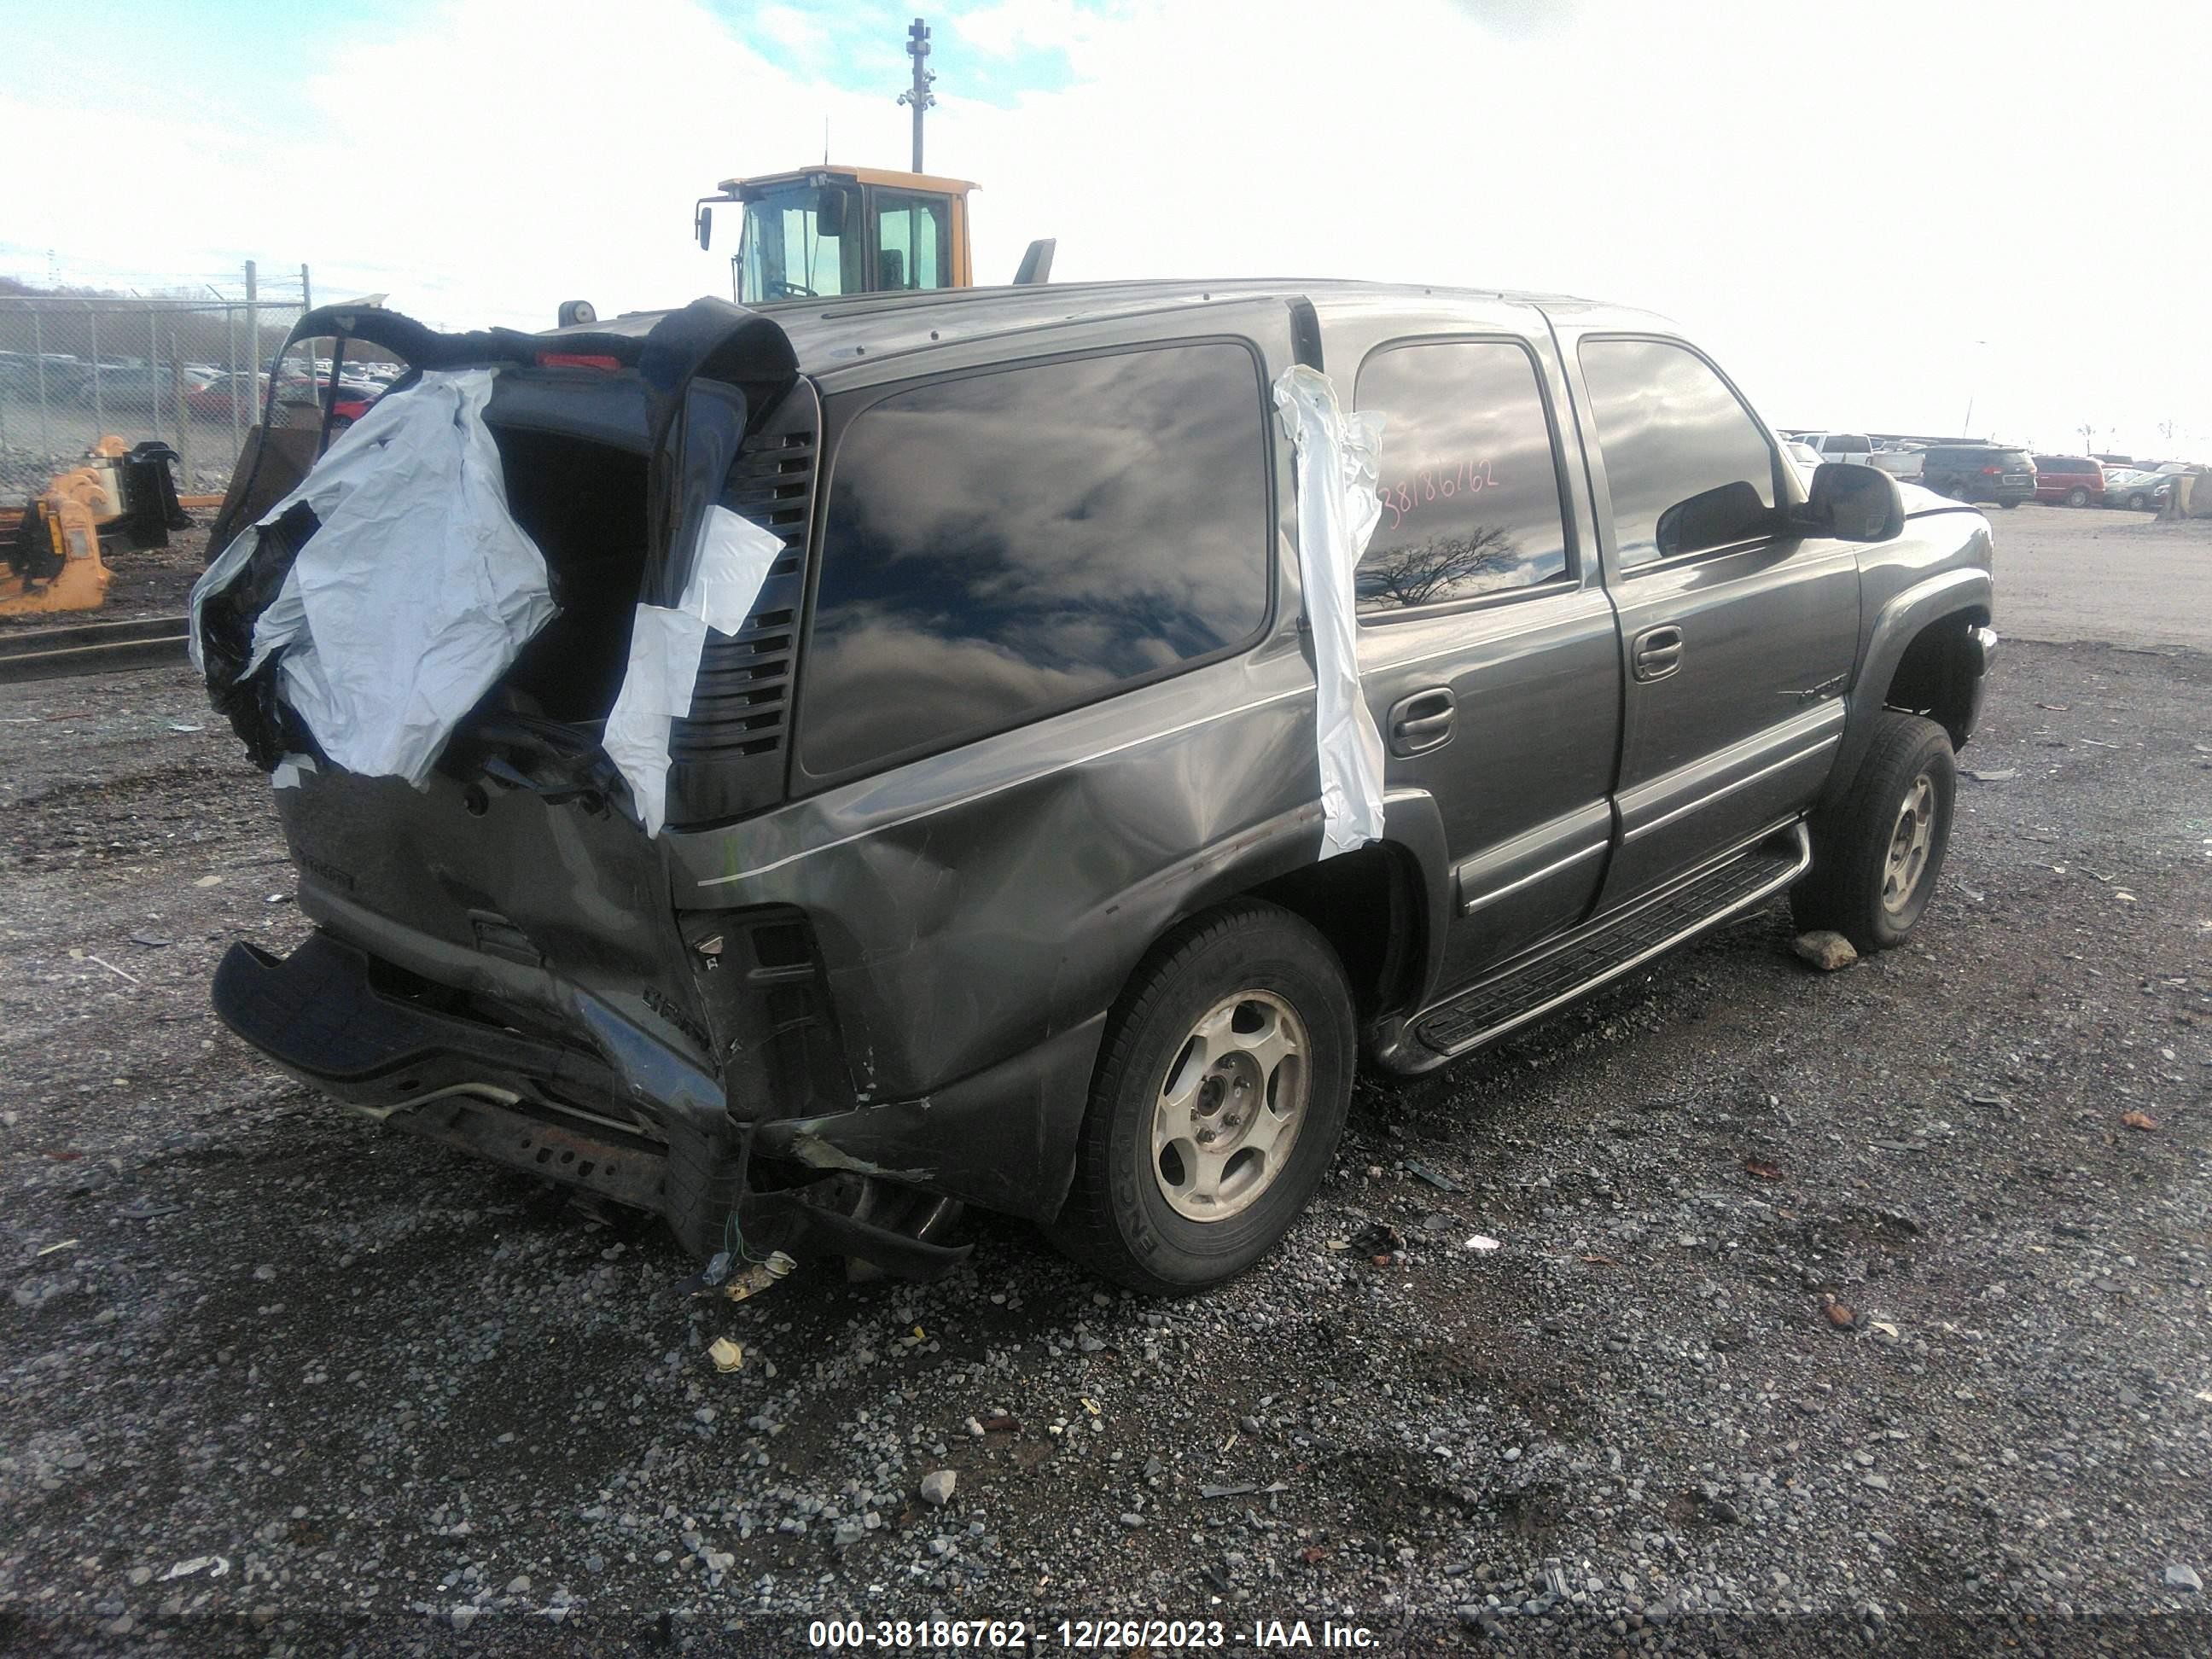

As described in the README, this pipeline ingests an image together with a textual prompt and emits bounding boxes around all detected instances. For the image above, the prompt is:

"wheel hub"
[1882,772,1936,917]
[1150,990,1308,1222]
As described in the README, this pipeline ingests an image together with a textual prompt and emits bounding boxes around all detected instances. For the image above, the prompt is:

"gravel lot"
[2,516,2209,1656]
[1988,505,2212,653]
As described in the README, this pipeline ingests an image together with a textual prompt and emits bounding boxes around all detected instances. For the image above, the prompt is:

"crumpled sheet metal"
[189,369,554,788]
[602,504,783,835]
[1272,364,1388,859]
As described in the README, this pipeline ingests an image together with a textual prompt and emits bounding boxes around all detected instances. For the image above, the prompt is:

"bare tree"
[1359,526,1520,609]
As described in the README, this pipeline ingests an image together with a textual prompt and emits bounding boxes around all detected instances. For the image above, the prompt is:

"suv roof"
[566,278,1648,379]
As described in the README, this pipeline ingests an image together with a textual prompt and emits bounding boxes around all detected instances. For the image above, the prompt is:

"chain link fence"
[0,267,310,501]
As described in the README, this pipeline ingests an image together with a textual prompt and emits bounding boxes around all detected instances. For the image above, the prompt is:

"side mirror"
[816,187,848,239]
[1656,479,1771,557]
[1802,462,1905,543]
[695,204,713,251]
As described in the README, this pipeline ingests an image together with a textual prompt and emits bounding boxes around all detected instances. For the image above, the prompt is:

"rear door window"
[872,191,949,291]
[1578,337,1780,568]
[801,342,1271,782]
[1351,339,1572,614]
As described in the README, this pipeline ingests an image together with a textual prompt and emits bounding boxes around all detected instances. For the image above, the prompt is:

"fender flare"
[1829,565,1992,806]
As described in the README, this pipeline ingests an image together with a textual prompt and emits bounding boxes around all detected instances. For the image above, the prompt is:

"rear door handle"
[1387,686,1455,756]
[1632,625,1684,682]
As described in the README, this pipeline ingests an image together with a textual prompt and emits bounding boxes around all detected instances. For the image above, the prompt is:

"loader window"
[740,184,860,302]
[874,191,949,290]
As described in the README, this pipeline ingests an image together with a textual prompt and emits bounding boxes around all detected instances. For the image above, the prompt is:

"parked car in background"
[1918,444,2035,507]
[1870,443,1924,482]
[2031,454,2106,507]
[74,364,218,410]
[1781,436,1823,484]
[2099,467,2172,511]
[183,372,270,418]
[1800,434,1923,481]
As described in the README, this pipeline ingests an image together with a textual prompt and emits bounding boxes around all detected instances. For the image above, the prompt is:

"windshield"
[739,184,859,304]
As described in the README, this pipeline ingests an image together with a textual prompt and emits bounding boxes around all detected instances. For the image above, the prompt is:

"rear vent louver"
[663,381,821,828]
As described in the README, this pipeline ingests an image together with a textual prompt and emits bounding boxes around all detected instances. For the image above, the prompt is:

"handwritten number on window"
[1379,458,1499,533]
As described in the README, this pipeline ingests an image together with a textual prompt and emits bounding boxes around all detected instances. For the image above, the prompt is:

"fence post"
[150,309,162,443]
[89,303,103,439]
[32,311,49,453]
[300,263,311,312]
[172,321,192,481]
[245,259,259,381]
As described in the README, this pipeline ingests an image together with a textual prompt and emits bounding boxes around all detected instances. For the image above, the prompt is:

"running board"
[1414,821,1811,1059]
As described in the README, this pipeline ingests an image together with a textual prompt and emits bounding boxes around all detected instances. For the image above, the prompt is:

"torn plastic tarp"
[602,504,783,835]
[1272,364,1388,859]
[188,369,554,788]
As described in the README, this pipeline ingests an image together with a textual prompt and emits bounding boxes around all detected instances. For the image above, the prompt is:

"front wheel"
[1792,712,1957,952]
[2128,492,2149,511]
[1947,482,1972,502]
[1049,902,1353,1295]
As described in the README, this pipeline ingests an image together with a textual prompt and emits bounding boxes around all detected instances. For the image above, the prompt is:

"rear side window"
[801,342,1270,781]
[1579,337,1778,568]
[1352,340,1571,614]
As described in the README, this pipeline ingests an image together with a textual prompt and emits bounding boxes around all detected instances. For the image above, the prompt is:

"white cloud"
[3,0,2207,453]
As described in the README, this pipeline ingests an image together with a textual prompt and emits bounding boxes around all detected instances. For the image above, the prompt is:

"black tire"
[2066,486,2090,508]
[1791,712,1957,952]
[1947,481,1972,502]
[1049,901,1354,1295]
[1999,498,2018,509]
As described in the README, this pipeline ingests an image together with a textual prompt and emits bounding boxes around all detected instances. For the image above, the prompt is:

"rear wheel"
[2128,492,2149,510]
[2066,486,2090,508]
[1947,481,1972,502]
[1049,902,1353,1295]
[1792,711,1957,952]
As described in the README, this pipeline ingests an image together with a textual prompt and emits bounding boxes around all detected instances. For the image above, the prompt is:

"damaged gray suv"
[196,282,1996,1294]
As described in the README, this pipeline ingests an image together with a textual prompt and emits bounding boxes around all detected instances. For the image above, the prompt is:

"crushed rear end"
[195,299,966,1278]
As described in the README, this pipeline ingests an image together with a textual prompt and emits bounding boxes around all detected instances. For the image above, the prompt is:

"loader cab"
[697,166,975,305]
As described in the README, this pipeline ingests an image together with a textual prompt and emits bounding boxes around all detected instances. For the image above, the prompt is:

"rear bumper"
[212,933,971,1278]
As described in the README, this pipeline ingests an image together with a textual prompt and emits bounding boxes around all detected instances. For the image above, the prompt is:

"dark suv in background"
[195,282,1999,1295]
[2031,454,2105,507]
[1919,444,2036,507]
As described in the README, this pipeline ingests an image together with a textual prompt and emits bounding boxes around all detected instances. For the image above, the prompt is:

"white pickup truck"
[1793,432,1924,482]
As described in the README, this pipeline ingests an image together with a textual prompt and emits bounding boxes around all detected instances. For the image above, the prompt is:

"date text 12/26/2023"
[805,1616,1377,1649]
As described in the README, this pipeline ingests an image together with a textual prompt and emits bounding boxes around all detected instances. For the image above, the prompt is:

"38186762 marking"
[1377,457,1501,532]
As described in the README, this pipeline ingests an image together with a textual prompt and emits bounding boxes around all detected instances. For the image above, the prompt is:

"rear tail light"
[1981,465,2001,474]
[535,352,622,371]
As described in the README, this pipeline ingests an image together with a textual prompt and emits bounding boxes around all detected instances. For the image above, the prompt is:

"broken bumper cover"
[211,932,972,1279]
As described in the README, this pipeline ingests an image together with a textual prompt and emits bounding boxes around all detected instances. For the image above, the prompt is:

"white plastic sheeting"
[602,504,783,836]
[1272,364,1388,859]
[188,369,556,789]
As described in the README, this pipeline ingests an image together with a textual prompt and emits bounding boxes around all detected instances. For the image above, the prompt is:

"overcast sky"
[5,0,2207,457]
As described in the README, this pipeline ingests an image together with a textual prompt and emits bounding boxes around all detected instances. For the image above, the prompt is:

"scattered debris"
[1743,1159,1785,1182]
[1869,1320,1901,1343]
[35,1238,79,1257]
[192,875,224,888]
[1405,1160,1463,1193]
[127,930,172,949]
[920,1470,956,1508]
[1301,1546,1328,1564]
[1955,884,1987,903]
[707,1337,744,1373]
[159,1556,230,1582]
[1199,1481,1289,1500]
[1792,931,1858,972]
[86,955,142,987]
[2167,1564,2203,1593]
[1350,1221,1405,1258]
[1463,1234,1502,1254]
[117,1198,181,1220]
[1963,768,2018,782]
[1580,1254,1620,1267]
[168,722,205,733]
[719,1250,797,1303]
[979,1414,1018,1435]
[2122,1111,2159,1132]
[1824,1300,1856,1329]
